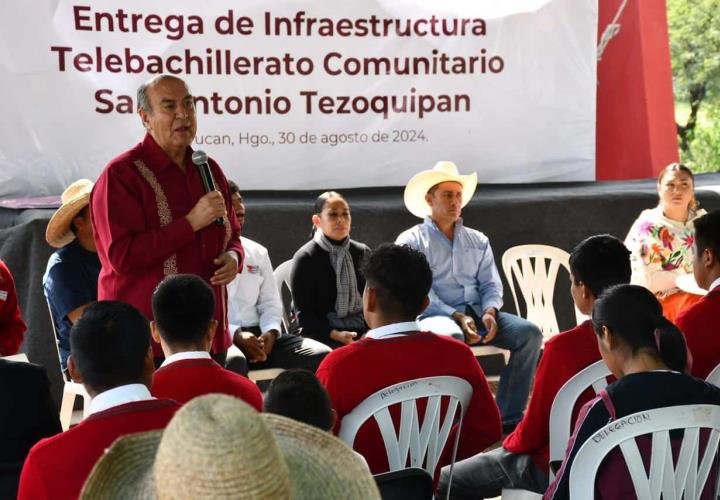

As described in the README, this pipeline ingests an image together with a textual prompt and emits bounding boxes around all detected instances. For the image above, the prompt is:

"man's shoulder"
[240,236,267,254]
[457,224,490,246]
[677,290,720,327]
[395,224,424,244]
[545,320,594,349]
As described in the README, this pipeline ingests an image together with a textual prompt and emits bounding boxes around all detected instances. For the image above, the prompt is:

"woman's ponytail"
[653,317,693,374]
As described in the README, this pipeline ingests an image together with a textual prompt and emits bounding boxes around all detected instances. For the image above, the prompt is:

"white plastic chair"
[502,245,588,342]
[706,362,720,388]
[46,301,91,430]
[1,353,29,363]
[273,259,294,333]
[338,376,473,500]
[548,359,612,480]
[569,404,720,499]
[501,360,612,499]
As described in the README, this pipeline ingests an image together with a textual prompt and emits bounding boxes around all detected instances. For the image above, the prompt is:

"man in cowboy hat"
[90,75,243,366]
[396,161,542,433]
[43,178,101,374]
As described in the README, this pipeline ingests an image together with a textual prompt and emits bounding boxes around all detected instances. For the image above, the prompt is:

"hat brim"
[264,414,381,499]
[403,170,478,219]
[46,192,91,248]
[80,430,160,500]
[82,414,380,500]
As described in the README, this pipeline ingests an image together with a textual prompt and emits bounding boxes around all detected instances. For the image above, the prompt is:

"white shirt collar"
[709,277,720,292]
[160,351,211,368]
[365,321,420,339]
[88,384,153,416]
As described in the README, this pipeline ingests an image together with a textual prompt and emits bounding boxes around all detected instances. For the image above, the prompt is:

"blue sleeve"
[44,260,95,321]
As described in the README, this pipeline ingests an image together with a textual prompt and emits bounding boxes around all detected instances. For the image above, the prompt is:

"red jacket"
[676,288,720,379]
[317,331,501,478]
[151,358,262,410]
[503,320,602,473]
[17,398,179,500]
[0,260,26,356]
[91,134,244,355]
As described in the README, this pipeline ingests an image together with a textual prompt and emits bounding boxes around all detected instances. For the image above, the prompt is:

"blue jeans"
[437,446,549,499]
[418,312,542,424]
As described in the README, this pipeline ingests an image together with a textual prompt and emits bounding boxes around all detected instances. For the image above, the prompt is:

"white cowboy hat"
[403,161,478,218]
[81,395,380,500]
[45,179,94,248]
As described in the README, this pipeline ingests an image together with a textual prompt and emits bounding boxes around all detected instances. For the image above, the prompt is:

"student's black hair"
[69,300,151,392]
[152,274,215,346]
[228,180,240,195]
[362,243,432,319]
[592,284,689,373]
[569,234,631,297]
[310,191,347,237]
[263,369,334,431]
[694,210,720,257]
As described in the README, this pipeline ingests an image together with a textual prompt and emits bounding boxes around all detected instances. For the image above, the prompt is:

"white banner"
[0,0,597,198]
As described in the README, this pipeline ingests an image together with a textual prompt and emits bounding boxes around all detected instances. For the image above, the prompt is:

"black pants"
[225,326,331,377]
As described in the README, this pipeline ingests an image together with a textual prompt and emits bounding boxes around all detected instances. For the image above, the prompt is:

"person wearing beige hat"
[396,161,542,434]
[80,394,381,500]
[43,178,101,373]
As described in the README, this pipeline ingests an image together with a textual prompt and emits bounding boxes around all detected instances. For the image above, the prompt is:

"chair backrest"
[706,362,720,388]
[373,467,433,500]
[273,260,294,332]
[338,376,473,486]
[569,404,720,499]
[501,244,588,341]
[549,360,612,479]
[1,353,29,363]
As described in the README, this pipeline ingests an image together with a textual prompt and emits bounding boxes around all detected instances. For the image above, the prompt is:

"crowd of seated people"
[3,161,720,499]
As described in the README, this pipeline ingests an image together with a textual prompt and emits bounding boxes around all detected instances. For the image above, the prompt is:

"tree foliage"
[667,0,720,171]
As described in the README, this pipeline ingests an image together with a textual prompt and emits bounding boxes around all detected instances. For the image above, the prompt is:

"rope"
[597,0,630,61]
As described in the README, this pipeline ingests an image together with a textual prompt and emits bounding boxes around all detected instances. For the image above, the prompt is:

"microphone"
[191,150,224,226]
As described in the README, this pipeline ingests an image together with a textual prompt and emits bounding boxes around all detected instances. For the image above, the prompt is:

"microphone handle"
[197,163,224,226]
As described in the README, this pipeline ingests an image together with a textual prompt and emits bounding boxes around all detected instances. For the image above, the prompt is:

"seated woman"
[291,191,371,349]
[624,163,706,322]
[545,284,720,500]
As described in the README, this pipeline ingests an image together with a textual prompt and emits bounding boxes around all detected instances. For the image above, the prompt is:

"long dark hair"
[592,284,690,373]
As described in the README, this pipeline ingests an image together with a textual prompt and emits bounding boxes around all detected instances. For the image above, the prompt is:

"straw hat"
[403,161,478,218]
[46,179,94,248]
[81,395,380,500]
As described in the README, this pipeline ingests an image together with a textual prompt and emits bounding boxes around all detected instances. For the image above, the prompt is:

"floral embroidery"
[134,160,178,277]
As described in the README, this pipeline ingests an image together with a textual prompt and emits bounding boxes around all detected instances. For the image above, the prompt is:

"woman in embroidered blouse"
[290,191,371,349]
[545,284,720,500]
[624,163,706,321]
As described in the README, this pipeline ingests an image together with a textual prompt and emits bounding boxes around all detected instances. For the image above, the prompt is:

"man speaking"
[91,75,243,364]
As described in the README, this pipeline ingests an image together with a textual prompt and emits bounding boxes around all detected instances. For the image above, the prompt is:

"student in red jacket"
[17,301,180,500]
[677,210,720,379]
[317,243,501,480]
[0,259,26,356]
[439,235,631,499]
[150,274,262,410]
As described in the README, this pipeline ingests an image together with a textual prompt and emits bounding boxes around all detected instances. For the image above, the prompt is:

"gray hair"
[136,74,188,113]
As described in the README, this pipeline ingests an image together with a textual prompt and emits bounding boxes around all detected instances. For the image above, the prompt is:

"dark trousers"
[225,326,331,377]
